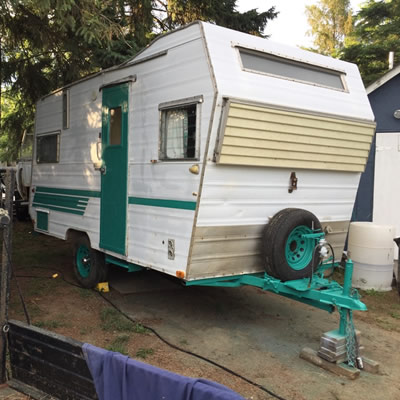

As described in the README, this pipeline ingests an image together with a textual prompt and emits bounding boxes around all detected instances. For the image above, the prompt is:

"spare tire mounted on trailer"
[263,208,322,281]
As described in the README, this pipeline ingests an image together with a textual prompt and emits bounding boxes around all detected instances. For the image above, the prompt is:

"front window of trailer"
[160,104,197,160]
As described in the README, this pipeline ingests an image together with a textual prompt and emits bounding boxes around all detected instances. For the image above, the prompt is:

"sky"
[237,0,361,48]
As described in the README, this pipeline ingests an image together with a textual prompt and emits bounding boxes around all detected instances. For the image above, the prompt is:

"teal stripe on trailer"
[32,186,100,216]
[32,203,85,216]
[129,197,196,210]
[36,186,101,198]
[33,193,88,210]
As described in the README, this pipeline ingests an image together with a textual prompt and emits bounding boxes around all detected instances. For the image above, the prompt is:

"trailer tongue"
[186,232,366,368]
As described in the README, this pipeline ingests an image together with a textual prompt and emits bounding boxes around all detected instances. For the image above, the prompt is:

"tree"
[0,0,278,162]
[153,0,278,37]
[0,0,147,161]
[305,0,353,56]
[340,0,400,85]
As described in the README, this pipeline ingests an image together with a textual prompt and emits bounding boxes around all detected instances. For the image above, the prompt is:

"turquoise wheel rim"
[77,244,91,278]
[285,225,314,271]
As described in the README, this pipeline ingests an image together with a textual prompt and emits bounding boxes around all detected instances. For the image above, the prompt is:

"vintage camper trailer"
[30,22,375,289]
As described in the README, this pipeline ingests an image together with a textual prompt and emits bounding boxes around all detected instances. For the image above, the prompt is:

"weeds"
[100,307,150,334]
[390,312,400,319]
[136,348,154,359]
[364,289,385,297]
[133,323,150,334]
[100,307,134,332]
[34,320,65,329]
[79,326,93,335]
[106,335,130,355]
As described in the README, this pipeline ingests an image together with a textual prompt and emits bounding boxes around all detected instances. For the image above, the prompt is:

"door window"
[109,107,122,146]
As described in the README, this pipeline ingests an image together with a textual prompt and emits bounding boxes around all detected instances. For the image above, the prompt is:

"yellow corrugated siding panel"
[223,136,368,157]
[217,102,375,172]
[219,155,363,172]
[225,127,372,151]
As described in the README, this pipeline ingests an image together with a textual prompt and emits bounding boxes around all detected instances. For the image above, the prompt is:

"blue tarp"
[83,343,246,400]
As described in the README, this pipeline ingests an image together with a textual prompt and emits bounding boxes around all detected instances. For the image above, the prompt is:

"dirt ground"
[6,221,400,400]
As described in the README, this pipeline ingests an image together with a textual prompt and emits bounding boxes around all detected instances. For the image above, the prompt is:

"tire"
[15,203,29,221]
[262,208,321,281]
[72,235,108,288]
[15,192,30,221]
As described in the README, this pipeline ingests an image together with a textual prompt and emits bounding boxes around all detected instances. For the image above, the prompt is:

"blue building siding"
[352,72,400,222]
[369,73,400,132]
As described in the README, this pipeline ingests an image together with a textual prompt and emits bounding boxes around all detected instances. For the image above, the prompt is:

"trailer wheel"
[262,208,321,281]
[73,235,107,288]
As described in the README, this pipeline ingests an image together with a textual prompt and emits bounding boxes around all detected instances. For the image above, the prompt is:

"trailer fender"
[263,208,321,281]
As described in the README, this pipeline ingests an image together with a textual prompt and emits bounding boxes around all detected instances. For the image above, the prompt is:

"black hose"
[98,292,289,400]
[14,265,290,400]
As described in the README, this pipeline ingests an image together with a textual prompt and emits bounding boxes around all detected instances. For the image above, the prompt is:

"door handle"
[100,166,106,175]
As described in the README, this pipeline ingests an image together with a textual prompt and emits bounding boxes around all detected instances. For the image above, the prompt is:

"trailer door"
[99,84,129,254]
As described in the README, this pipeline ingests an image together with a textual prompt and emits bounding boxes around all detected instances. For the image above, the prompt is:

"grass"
[133,323,150,334]
[76,287,95,298]
[106,335,130,355]
[100,307,150,334]
[100,307,134,332]
[25,278,61,297]
[363,289,385,297]
[79,326,93,335]
[136,347,154,359]
[390,312,400,319]
[34,319,65,329]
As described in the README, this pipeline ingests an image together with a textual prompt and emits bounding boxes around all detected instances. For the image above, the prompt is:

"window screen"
[160,104,197,160]
[239,48,345,90]
[36,132,60,164]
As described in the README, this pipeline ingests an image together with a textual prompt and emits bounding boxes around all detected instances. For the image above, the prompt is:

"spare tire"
[262,208,321,281]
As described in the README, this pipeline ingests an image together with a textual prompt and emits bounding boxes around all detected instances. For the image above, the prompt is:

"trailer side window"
[238,48,346,91]
[36,132,60,164]
[62,90,70,129]
[159,104,197,160]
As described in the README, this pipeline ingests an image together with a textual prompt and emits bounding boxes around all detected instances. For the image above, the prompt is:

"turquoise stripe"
[33,187,197,212]
[33,186,96,216]
[36,186,101,198]
[129,197,196,211]
[32,203,85,216]
[33,193,88,210]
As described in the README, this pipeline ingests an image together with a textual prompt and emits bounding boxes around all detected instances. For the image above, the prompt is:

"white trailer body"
[30,22,375,285]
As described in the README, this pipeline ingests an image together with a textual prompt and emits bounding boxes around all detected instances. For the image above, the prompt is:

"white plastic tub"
[348,222,394,291]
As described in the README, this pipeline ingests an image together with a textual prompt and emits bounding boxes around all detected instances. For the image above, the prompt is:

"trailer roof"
[39,21,375,123]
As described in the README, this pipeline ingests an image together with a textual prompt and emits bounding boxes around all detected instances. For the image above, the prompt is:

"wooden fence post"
[0,169,15,383]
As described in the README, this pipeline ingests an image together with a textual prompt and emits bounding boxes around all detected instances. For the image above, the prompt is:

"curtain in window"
[165,109,188,159]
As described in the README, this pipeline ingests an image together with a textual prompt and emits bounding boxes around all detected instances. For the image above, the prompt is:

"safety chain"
[345,309,357,368]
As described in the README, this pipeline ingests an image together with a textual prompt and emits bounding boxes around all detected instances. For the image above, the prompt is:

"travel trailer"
[30,22,375,288]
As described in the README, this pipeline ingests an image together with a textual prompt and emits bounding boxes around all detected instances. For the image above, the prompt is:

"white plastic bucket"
[348,222,394,291]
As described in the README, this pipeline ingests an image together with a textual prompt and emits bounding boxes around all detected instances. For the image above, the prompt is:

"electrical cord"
[98,292,289,400]
[14,265,289,400]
